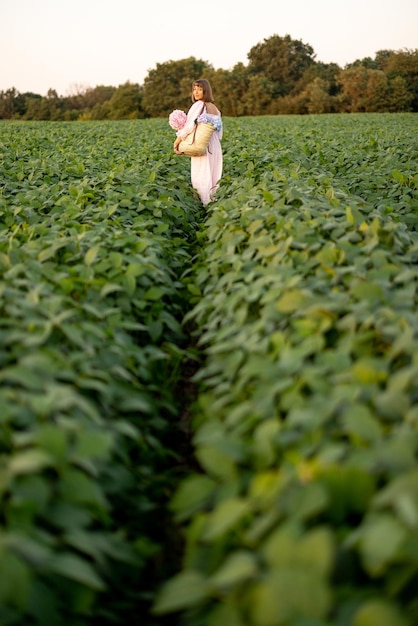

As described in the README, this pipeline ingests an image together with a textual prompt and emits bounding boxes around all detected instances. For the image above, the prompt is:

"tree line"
[1,34,417,120]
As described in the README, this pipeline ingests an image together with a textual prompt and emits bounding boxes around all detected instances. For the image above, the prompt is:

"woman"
[174,79,223,206]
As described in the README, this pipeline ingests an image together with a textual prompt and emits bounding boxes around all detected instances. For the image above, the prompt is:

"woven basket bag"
[178,122,215,156]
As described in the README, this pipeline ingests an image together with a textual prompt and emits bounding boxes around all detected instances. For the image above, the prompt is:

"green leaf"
[36,425,67,460]
[341,404,382,443]
[253,419,280,467]
[207,603,245,626]
[250,568,331,625]
[263,190,274,205]
[12,475,50,511]
[202,498,250,541]
[295,527,334,577]
[195,445,237,481]
[276,289,307,313]
[145,286,165,300]
[210,551,257,589]
[73,430,114,460]
[84,245,100,266]
[373,470,418,528]
[373,389,410,421]
[59,468,106,508]
[353,599,408,626]
[0,548,31,606]
[187,283,201,296]
[0,365,45,390]
[286,482,329,521]
[351,280,383,303]
[152,570,209,614]
[48,553,105,590]
[9,450,54,475]
[352,358,388,384]
[358,513,407,576]
[392,170,407,184]
[170,474,217,522]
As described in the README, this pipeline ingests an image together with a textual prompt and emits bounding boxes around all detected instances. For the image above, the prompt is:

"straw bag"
[178,123,215,156]
[178,104,215,156]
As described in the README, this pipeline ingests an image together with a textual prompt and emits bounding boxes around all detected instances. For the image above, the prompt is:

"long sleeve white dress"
[176,101,223,206]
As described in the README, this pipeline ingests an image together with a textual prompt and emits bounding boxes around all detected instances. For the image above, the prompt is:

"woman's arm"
[173,101,204,152]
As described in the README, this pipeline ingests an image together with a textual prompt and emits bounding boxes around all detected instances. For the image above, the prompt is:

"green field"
[1,114,417,626]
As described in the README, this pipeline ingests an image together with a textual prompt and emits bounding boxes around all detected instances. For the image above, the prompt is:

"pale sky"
[1,0,417,96]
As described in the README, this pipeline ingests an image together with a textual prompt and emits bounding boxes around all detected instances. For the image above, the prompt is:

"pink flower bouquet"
[168,109,187,130]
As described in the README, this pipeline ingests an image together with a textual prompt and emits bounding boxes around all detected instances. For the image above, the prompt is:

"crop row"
[153,114,418,626]
[0,120,202,625]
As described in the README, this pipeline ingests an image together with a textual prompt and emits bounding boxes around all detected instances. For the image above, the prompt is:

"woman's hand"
[173,138,182,154]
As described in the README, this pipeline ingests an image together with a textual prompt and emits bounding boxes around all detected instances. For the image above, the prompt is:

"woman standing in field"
[173,79,222,206]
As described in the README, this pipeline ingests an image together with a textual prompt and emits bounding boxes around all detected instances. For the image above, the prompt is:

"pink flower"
[168,109,187,130]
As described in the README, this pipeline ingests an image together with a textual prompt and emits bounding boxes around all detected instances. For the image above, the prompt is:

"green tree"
[18,92,42,119]
[374,48,399,70]
[347,56,380,70]
[84,85,115,109]
[23,94,43,120]
[303,62,341,97]
[106,82,144,119]
[247,33,316,98]
[345,48,418,111]
[274,91,308,114]
[362,70,392,111]
[304,77,334,113]
[339,66,372,111]
[243,74,276,115]
[337,66,407,112]
[385,75,412,111]
[30,89,62,120]
[64,84,113,116]
[383,49,418,111]
[142,57,211,118]
[0,87,25,119]
[210,64,251,116]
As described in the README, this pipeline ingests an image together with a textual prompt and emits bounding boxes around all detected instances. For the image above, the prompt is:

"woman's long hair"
[192,79,214,103]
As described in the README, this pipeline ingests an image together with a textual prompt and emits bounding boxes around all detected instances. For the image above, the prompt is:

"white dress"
[176,100,223,206]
